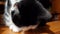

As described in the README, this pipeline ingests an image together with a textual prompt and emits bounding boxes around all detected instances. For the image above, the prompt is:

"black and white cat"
[3,0,52,33]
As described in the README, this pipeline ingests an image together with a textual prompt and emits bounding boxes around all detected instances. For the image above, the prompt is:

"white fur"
[9,24,38,32]
[9,24,22,32]
[4,0,21,26]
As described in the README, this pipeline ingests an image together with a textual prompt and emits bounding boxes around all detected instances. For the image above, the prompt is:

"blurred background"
[0,0,5,14]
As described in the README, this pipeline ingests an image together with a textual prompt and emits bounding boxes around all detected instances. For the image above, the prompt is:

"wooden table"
[0,21,60,34]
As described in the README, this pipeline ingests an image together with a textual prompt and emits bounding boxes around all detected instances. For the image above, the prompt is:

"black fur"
[11,0,52,27]
[38,0,51,9]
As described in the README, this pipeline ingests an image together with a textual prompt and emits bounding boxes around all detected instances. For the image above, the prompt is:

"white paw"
[30,25,37,30]
[9,25,13,30]
[9,24,21,32]
[12,27,20,32]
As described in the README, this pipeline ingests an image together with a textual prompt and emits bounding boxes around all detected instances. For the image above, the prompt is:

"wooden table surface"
[0,14,60,34]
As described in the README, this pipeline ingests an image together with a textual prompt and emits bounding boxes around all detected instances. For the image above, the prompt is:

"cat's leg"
[4,13,21,32]
[38,10,52,27]
[9,9,22,32]
[39,16,52,27]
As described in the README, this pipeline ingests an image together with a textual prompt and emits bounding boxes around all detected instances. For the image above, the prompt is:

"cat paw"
[31,25,37,29]
[12,27,20,32]
[9,24,20,32]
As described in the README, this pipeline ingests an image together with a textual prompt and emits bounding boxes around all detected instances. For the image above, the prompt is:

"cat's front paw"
[9,24,21,32]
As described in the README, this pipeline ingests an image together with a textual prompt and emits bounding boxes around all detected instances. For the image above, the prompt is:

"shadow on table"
[25,25,55,34]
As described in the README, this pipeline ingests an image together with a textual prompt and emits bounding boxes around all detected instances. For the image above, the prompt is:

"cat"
[3,0,52,33]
